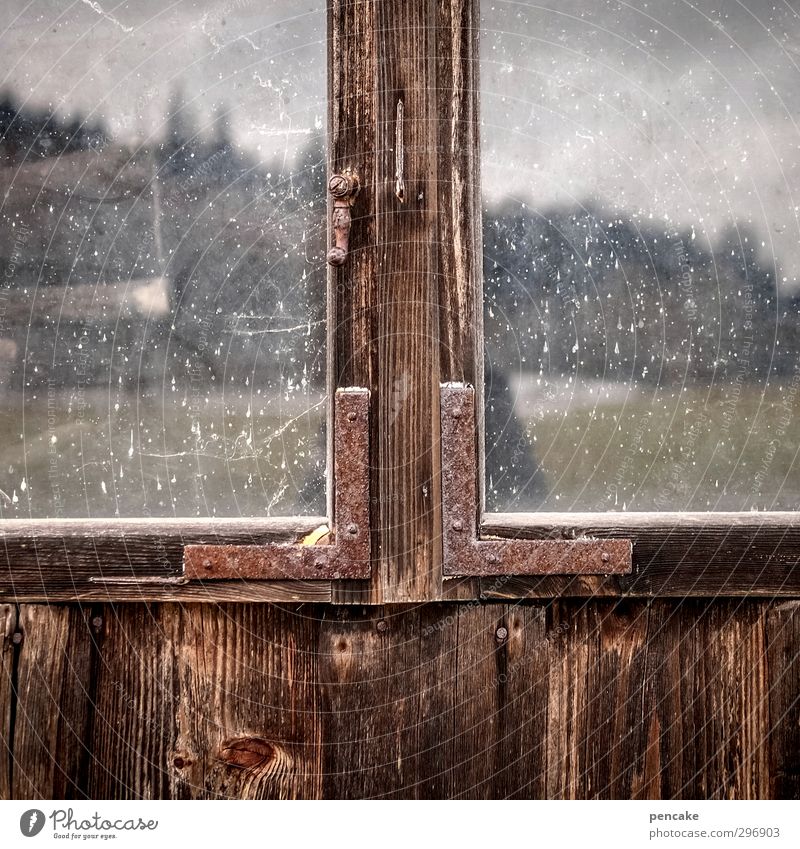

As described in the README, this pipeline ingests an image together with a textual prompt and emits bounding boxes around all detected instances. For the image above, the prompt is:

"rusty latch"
[440,383,632,577]
[184,388,370,580]
[326,170,360,267]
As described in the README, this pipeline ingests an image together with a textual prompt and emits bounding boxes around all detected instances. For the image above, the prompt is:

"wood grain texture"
[328,0,378,603]
[86,604,177,799]
[329,0,443,603]
[766,601,800,799]
[452,603,549,797]
[0,604,16,800]
[85,604,324,799]
[318,605,420,796]
[11,604,96,799]
[3,599,795,799]
[0,518,331,602]
[172,605,323,800]
[480,513,800,597]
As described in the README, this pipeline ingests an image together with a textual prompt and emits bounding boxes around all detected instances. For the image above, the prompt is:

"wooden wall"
[2,599,797,799]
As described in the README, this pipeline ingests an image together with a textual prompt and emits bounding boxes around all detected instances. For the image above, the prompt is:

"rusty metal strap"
[440,383,632,577]
[184,388,370,580]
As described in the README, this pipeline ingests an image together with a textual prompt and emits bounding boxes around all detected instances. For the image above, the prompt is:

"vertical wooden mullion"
[435,0,484,511]
[330,0,446,602]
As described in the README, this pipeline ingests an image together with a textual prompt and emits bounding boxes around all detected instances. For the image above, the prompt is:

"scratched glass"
[0,1,326,518]
[482,0,800,512]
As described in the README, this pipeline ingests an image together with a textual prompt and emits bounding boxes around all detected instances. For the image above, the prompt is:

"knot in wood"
[219,736,276,770]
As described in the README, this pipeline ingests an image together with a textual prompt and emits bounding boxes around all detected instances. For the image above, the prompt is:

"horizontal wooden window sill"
[476,512,800,599]
[0,517,331,603]
[1,512,798,601]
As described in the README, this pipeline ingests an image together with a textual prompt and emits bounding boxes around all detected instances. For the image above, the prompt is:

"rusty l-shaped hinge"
[440,383,632,576]
[183,388,370,580]
[183,383,630,581]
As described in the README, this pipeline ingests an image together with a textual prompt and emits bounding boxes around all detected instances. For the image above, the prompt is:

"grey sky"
[481,0,800,286]
[3,0,800,283]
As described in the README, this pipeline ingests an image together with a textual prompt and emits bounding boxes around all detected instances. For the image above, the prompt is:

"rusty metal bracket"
[440,383,632,577]
[184,388,370,580]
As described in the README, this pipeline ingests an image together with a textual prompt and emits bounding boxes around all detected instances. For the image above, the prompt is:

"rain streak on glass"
[0,1,327,518]
[481,0,800,512]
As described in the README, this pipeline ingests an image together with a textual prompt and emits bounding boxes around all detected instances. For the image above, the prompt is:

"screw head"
[328,174,351,198]
[495,625,509,643]
[451,407,462,418]
[376,619,388,633]
[346,523,358,535]
[11,631,23,645]
[486,552,498,564]
[314,559,326,571]
[601,552,610,563]
[91,615,104,630]
[347,411,357,422]
[451,519,464,532]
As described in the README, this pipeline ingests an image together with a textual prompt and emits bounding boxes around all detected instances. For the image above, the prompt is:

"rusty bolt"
[601,552,610,563]
[486,552,498,564]
[314,559,326,570]
[347,411,357,422]
[11,631,23,646]
[203,558,212,570]
[451,519,464,532]
[91,615,104,631]
[376,619,388,634]
[495,625,508,643]
[346,523,358,535]
[328,173,352,198]
[451,407,462,418]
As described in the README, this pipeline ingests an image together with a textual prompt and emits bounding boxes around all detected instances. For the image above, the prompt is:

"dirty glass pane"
[0,1,326,518]
[482,0,800,512]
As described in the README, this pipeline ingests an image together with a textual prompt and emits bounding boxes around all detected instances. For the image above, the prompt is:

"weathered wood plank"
[766,601,800,799]
[544,600,773,799]
[449,602,549,797]
[481,513,800,597]
[170,605,323,800]
[586,600,651,798]
[678,601,770,798]
[318,605,420,797]
[0,518,331,602]
[545,601,592,798]
[365,0,441,602]
[413,603,460,796]
[634,601,685,799]
[327,0,378,604]
[330,0,488,603]
[3,599,796,799]
[86,604,177,799]
[85,604,325,799]
[0,604,16,800]
[11,604,96,799]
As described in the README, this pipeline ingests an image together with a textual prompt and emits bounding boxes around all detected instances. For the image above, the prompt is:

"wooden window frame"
[2,0,800,604]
